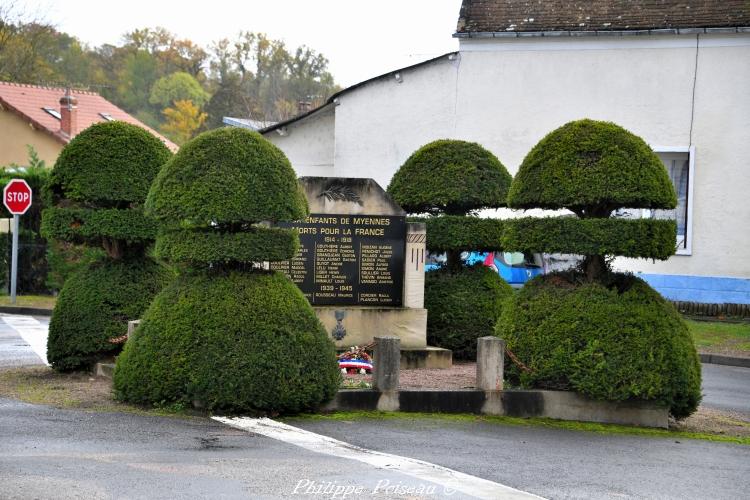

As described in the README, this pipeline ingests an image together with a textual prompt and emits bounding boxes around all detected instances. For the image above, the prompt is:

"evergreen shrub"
[46,257,172,370]
[498,119,701,418]
[42,121,172,371]
[426,265,513,359]
[497,273,701,419]
[388,140,513,359]
[114,127,340,413]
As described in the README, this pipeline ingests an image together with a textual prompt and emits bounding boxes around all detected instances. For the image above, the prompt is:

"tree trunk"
[102,238,123,260]
[447,249,463,273]
[582,254,607,282]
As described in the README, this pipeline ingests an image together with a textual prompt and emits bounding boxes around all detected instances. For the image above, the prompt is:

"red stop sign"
[3,179,33,215]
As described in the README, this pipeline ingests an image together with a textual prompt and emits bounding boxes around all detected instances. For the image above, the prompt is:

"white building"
[259,0,750,305]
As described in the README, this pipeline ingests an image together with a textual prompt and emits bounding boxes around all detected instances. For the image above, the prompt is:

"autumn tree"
[162,99,207,144]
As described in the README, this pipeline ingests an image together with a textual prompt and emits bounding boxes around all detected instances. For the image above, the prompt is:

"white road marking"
[1,314,49,365]
[214,416,544,500]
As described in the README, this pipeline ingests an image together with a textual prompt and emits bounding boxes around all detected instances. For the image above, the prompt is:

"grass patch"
[687,319,750,353]
[0,366,200,419]
[0,294,56,309]
[291,410,750,446]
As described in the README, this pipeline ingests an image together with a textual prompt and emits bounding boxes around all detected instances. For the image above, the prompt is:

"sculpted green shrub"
[498,119,701,418]
[425,265,511,360]
[388,140,513,359]
[41,121,173,371]
[114,127,339,413]
[498,274,701,419]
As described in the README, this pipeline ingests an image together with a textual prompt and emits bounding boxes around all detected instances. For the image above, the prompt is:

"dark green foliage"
[496,273,702,419]
[40,207,157,245]
[113,270,340,413]
[419,216,505,253]
[425,265,513,360]
[146,127,307,227]
[387,139,511,216]
[154,227,298,264]
[47,257,173,371]
[46,121,171,205]
[45,240,104,292]
[507,119,677,212]
[502,217,677,260]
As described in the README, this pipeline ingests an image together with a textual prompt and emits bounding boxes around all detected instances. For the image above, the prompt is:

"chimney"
[59,88,78,138]
[297,100,312,115]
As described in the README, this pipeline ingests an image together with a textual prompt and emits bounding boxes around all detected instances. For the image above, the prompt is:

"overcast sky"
[22,0,463,87]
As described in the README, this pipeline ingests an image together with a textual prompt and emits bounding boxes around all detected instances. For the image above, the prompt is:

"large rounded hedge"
[115,127,339,413]
[146,127,307,227]
[114,270,340,413]
[387,139,511,216]
[47,257,173,371]
[507,119,677,213]
[496,273,701,419]
[425,265,513,360]
[46,121,172,206]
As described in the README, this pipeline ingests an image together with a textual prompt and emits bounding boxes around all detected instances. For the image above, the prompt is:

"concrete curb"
[699,353,750,368]
[0,306,53,316]
[324,388,669,428]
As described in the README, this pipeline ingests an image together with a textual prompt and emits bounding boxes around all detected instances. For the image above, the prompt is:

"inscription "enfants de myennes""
[272,214,405,306]
[295,216,392,236]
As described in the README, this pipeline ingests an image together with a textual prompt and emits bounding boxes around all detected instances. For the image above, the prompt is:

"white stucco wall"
[267,105,336,177]
[265,34,750,279]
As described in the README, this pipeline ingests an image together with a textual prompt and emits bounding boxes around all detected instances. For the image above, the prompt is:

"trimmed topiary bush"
[498,273,701,419]
[425,265,511,360]
[505,119,677,281]
[41,121,173,371]
[498,119,701,418]
[388,140,513,359]
[114,127,340,413]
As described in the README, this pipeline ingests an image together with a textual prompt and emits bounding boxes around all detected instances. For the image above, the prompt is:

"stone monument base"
[315,306,427,348]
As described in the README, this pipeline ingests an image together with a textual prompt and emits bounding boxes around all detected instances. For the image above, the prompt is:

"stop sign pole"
[3,179,33,304]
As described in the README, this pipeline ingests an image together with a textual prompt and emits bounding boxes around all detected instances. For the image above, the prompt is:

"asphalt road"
[1,313,749,499]
[290,415,750,500]
[700,363,750,415]
[0,397,463,500]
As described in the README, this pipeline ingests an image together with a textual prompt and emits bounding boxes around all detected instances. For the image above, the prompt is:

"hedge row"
[416,215,505,253]
[387,139,511,216]
[154,227,299,264]
[501,217,677,260]
[46,121,171,205]
[507,119,677,212]
[146,128,307,226]
[41,207,157,245]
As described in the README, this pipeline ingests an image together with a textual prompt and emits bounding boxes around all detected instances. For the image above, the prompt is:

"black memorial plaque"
[270,214,406,306]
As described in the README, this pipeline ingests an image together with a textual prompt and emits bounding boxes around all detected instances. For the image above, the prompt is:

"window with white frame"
[649,148,694,255]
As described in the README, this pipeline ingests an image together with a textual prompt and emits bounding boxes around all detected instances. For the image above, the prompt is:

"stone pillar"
[374,336,400,392]
[403,222,426,308]
[127,320,141,338]
[476,337,505,391]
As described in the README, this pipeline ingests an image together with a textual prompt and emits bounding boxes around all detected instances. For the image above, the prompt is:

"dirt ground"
[2,365,748,439]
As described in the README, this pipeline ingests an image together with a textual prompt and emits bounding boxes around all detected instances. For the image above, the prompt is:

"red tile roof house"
[0,81,177,168]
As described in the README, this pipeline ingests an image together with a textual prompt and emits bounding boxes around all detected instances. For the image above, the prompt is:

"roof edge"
[454,26,750,38]
[260,52,459,134]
